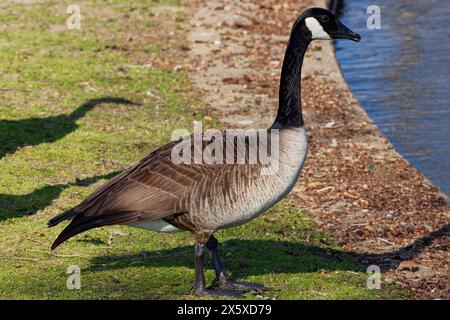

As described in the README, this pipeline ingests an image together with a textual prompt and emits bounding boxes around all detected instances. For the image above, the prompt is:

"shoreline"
[327,0,448,198]
[187,0,449,298]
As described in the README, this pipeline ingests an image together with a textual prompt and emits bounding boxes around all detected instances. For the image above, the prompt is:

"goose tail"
[48,208,77,228]
[50,211,141,250]
[50,216,90,250]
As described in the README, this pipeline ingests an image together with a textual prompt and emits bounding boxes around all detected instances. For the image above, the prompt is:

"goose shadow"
[0,97,137,160]
[85,223,449,278]
[0,171,120,221]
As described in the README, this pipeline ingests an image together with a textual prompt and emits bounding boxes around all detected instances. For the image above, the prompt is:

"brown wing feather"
[49,131,270,248]
[74,140,187,217]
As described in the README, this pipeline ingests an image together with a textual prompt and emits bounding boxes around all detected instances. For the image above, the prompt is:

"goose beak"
[332,20,361,42]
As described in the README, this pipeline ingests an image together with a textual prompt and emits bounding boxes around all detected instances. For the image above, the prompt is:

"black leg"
[193,239,241,298]
[205,235,271,295]
[206,235,228,286]
[193,241,206,295]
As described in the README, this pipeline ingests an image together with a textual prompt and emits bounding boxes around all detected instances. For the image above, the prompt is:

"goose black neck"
[272,21,311,129]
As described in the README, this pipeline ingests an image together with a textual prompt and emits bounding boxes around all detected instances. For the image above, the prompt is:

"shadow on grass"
[0,97,137,160]
[87,239,362,276]
[85,223,449,277]
[0,171,120,221]
[0,96,138,221]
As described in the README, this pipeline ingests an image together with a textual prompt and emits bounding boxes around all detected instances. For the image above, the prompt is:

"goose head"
[299,7,361,42]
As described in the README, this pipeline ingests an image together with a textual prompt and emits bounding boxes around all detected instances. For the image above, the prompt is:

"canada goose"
[48,8,360,297]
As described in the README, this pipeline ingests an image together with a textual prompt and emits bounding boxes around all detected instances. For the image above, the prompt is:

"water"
[335,0,450,195]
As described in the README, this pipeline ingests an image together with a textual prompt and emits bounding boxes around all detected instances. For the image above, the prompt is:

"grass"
[0,0,407,299]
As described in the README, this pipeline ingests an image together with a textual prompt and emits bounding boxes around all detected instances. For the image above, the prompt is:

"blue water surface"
[335,0,450,195]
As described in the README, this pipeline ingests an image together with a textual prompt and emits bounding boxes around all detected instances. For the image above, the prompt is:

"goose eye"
[321,15,329,23]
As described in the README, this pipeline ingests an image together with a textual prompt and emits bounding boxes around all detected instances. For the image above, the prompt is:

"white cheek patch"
[305,17,331,40]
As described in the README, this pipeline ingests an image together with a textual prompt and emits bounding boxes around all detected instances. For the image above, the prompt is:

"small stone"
[331,138,338,147]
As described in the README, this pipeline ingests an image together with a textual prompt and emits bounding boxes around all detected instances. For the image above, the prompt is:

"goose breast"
[173,127,308,232]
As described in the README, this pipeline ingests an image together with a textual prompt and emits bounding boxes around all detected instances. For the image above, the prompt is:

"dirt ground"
[173,0,448,299]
